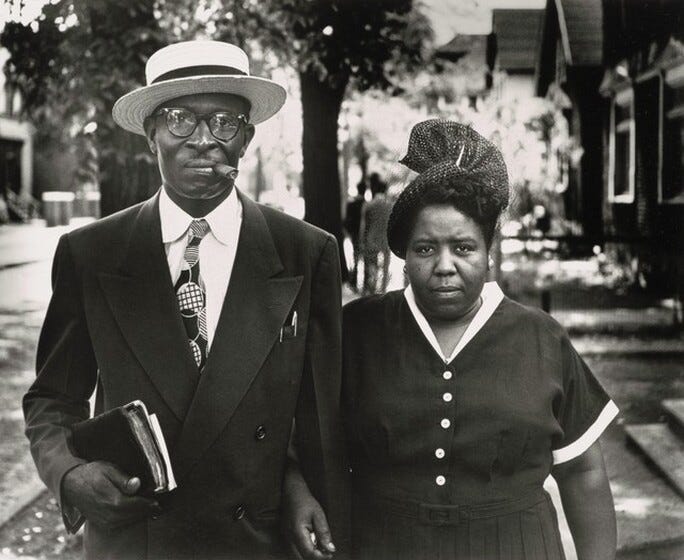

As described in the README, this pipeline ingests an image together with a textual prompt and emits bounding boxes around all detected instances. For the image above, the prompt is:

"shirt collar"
[159,185,241,245]
[404,281,504,363]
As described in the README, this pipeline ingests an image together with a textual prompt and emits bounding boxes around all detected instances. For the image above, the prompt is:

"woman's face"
[405,204,489,322]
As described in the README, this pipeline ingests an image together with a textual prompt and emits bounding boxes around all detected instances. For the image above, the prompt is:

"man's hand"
[283,464,336,559]
[62,461,161,528]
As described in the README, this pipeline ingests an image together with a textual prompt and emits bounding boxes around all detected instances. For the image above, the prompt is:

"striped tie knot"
[189,219,210,243]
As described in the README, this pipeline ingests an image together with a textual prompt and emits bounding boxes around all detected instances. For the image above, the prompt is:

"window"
[659,66,684,204]
[609,88,635,203]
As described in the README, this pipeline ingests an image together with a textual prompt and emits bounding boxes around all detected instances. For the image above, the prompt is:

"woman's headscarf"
[387,119,509,257]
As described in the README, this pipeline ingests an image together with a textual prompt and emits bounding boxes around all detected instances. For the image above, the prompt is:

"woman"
[285,120,618,560]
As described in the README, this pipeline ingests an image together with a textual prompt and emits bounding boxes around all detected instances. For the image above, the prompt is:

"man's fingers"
[101,464,140,496]
[293,519,334,559]
[117,476,142,496]
[312,509,335,553]
[124,477,141,495]
[294,524,323,559]
[295,523,315,552]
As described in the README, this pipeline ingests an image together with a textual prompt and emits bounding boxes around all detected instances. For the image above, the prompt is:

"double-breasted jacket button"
[255,425,266,440]
[233,505,246,520]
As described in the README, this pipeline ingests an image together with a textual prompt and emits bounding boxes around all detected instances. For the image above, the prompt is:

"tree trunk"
[98,127,160,216]
[299,68,348,281]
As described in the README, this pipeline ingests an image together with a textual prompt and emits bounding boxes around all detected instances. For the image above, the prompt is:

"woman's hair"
[398,171,506,255]
[387,120,509,257]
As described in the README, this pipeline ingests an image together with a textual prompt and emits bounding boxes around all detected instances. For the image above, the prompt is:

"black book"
[69,400,177,494]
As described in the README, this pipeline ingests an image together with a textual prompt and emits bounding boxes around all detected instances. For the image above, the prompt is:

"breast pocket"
[264,322,308,388]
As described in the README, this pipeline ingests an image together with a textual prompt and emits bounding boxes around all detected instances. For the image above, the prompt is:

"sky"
[0,0,46,26]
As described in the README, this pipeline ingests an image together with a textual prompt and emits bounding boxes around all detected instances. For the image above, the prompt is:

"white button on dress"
[443,392,453,402]
[435,475,446,486]
[441,418,451,429]
[443,371,453,380]
[435,448,445,459]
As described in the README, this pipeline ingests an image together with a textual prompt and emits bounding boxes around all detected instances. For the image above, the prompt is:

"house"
[490,9,544,101]
[434,34,490,105]
[0,47,34,221]
[535,0,604,238]
[433,10,544,104]
[599,0,684,290]
[536,0,684,294]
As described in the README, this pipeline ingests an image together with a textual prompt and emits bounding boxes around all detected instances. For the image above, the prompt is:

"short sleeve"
[551,334,619,465]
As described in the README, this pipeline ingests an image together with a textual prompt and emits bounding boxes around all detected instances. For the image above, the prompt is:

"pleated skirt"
[351,491,566,560]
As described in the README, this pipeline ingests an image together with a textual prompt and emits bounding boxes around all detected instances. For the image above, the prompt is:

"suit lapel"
[173,194,302,478]
[98,193,198,421]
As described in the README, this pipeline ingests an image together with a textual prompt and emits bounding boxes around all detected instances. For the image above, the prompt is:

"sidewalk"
[555,308,680,336]
[0,222,71,534]
[0,221,70,271]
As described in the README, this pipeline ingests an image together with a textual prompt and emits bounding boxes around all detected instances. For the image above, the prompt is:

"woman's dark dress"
[342,284,617,560]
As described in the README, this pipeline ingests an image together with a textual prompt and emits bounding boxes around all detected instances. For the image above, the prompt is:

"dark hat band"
[152,65,247,84]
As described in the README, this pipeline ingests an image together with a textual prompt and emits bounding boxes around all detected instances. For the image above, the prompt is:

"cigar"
[212,164,239,180]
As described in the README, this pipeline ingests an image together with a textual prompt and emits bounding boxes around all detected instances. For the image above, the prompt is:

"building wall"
[497,73,536,101]
[600,30,684,293]
[0,48,33,201]
[0,115,33,200]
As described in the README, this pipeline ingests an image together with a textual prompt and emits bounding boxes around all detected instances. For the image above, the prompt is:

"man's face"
[145,92,255,202]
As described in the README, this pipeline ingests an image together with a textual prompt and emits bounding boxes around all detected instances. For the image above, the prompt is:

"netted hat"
[387,119,509,257]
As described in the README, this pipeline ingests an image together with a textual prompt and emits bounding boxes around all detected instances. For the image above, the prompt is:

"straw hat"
[112,40,287,135]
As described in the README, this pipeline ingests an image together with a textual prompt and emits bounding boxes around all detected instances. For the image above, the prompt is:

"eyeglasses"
[153,108,249,142]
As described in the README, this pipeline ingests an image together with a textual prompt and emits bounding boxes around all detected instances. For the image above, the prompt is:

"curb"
[573,343,684,356]
[0,260,45,273]
[0,482,45,530]
[617,536,684,558]
[0,461,45,530]
[565,325,682,337]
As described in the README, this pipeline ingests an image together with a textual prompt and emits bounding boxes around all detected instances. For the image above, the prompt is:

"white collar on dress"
[404,281,505,363]
[159,185,242,246]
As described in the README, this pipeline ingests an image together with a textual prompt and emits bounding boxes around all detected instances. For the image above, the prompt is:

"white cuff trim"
[552,400,619,465]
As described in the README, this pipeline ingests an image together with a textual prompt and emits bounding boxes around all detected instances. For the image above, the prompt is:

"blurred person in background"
[287,120,618,560]
[344,178,367,291]
[359,172,392,294]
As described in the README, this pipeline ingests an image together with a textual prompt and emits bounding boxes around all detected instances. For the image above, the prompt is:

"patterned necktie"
[175,219,211,372]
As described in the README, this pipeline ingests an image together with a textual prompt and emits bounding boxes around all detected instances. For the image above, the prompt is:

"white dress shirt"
[159,186,242,350]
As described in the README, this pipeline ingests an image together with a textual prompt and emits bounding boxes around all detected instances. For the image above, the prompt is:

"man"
[24,40,349,559]
[359,172,392,294]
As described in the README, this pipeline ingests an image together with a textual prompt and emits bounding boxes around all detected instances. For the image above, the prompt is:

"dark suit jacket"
[23,190,350,559]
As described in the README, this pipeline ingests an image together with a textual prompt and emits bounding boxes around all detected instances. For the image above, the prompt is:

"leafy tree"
[2,0,164,215]
[3,0,431,260]
[285,1,428,232]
